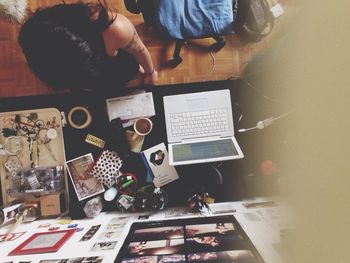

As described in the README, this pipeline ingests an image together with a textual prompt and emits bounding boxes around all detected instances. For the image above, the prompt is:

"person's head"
[18,2,112,91]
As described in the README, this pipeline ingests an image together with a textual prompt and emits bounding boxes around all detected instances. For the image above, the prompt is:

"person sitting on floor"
[18,2,158,94]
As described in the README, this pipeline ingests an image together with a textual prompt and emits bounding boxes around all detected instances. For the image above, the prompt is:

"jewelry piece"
[4,136,23,155]
[28,138,39,168]
[4,156,22,177]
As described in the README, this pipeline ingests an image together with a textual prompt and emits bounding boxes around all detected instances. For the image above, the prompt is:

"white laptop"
[163,90,244,165]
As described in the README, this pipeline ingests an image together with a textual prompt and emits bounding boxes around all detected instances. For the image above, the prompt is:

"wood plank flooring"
[0,0,285,98]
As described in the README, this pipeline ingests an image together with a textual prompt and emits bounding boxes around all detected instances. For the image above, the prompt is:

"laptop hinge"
[220,135,233,139]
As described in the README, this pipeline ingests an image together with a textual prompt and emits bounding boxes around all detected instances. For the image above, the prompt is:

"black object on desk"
[110,117,130,158]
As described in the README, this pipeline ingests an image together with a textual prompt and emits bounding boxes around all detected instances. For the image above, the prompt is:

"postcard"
[141,143,179,187]
[91,241,118,252]
[65,154,105,201]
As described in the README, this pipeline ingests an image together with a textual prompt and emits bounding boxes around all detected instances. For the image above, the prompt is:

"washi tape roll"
[67,106,92,129]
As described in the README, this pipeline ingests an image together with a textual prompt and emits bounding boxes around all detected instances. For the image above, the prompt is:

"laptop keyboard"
[170,108,229,137]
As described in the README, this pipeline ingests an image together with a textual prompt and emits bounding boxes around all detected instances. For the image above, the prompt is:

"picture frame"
[8,229,75,256]
[65,153,105,201]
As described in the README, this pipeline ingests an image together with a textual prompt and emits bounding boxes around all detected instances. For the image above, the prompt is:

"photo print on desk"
[91,241,118,252]
[65,154,104,201]
[185,223,235,237]
[115,216,264,263]
[39,256,104,263]
[80,225,101,241]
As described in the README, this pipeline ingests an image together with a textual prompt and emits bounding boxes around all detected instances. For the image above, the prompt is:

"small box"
[40,193,62,217]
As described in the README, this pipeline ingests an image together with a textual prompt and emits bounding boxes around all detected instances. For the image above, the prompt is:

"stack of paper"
[106,91,155,128]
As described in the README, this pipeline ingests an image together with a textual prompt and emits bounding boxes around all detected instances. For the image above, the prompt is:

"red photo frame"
[8,229,75,256]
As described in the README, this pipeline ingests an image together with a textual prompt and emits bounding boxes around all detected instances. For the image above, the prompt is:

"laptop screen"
[172,139,238,162]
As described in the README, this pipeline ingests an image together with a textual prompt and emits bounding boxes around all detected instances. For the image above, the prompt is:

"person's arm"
[103,14,158,84]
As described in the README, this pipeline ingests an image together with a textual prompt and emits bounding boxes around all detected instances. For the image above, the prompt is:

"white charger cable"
[238,111,292,133]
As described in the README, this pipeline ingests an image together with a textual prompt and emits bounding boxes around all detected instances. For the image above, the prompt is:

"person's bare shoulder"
[102,13,135,56]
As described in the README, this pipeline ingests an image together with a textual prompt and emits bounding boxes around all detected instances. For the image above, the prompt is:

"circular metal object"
[4,136,23,155]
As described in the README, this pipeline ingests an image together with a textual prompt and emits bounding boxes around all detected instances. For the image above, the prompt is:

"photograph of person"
[188,250,258,263]
[185,223,235,238]
[128,239,184,256]
[186,234,245,253]
[133,226,184,241]
[18,2,158,95]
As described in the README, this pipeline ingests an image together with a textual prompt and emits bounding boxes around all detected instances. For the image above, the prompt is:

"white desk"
[0,198,288,263]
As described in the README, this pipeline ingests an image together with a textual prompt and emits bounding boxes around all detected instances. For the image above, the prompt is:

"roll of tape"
[67,106,92,129]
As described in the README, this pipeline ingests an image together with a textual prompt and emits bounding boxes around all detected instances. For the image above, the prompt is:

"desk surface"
[0,80,287,218]
[0,198,288,263]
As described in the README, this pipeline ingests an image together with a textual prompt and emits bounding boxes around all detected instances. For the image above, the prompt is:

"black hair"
[18,3,113,91]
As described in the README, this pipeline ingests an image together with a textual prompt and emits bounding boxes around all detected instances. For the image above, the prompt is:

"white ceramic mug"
[134,118,153,136]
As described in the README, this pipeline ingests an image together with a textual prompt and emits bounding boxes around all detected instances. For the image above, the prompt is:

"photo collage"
[115,216,263,263]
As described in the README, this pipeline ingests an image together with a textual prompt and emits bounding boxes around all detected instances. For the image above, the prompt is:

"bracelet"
[144,68,155,76]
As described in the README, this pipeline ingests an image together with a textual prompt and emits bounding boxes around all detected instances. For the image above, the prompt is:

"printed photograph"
[186,234,245,253]
[128,239,184,256]
[133,226,184,241]
[39,257,104,263]
[65,154,105,201]
[63,258,84,263]
[149,150,165,166]
[121,256,158,263]
[80,225,101,241]
[80,257,104,263]
[185,223,235,237]
[188,250,258,263]
[157,254,186,263]
[1,203,22,225]
[39,260,62,263]
[0,231,25,241]
[91,241,118,252]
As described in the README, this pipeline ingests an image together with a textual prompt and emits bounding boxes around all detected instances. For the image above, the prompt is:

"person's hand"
[143,70,158,85]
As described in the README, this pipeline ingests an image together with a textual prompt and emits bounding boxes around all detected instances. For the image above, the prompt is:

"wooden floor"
[0,0,284,98]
